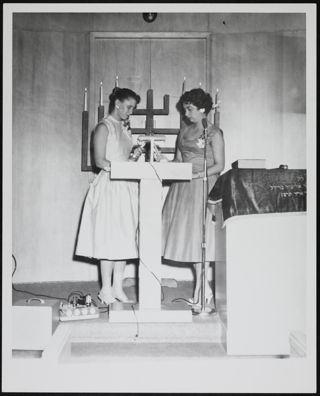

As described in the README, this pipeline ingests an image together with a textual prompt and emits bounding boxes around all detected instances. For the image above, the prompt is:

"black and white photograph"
[2,3,316,393]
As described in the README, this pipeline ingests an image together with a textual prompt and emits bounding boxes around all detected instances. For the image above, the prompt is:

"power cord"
[131,304,139,339]
[12,254,69,302]
[136,201,165,303]
[171,295,200,307]
[139,257,165,302]
[11,254,102,306]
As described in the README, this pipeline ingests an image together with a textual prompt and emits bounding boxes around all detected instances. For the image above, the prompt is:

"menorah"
[81,81,221,172]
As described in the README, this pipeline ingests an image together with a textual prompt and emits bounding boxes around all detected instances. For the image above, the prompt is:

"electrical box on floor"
[59,302,99,321]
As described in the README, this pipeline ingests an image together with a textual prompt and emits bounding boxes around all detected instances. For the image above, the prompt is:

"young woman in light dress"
[76,87,143,305]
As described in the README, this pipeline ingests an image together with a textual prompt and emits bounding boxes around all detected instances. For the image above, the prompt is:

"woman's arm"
[193,130,225,179]
[171,146,182,163]
[154,139,182,163]
[93,124,111,170]
[171,131,183,162]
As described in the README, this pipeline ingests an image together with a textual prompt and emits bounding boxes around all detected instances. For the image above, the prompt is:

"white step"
[64,312,224,344]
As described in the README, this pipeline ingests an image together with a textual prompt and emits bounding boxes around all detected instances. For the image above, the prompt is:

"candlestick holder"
[81,110,91,172]
[98,105,105,122]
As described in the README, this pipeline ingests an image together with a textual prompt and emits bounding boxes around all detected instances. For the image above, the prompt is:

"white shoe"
[97,291,116,306]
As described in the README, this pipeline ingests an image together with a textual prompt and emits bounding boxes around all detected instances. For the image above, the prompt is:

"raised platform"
[108,301,193,323]
[67,310,225,344]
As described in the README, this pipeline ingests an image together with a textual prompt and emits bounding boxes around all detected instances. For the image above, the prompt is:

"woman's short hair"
[176,88,213,115]
[108,87,141,113]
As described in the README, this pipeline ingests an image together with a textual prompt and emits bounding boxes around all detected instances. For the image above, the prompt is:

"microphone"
[201,118,208,130]
[201,118,208,145]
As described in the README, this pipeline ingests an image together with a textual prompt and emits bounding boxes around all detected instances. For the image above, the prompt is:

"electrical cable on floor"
[136,205,165,303]
[12,254,102,306]
[12,254,69,302]
[131,304,139,339]
[139,257,165,302]
[171,296,200,306]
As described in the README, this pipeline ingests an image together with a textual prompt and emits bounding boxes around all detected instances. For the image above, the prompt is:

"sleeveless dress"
[76,115,139,260]
[162,122,220,263]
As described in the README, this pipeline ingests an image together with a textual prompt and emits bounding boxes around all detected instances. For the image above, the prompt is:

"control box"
[59,295,99,321]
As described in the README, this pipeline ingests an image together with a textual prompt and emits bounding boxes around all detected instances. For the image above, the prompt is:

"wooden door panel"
[86,33,210,168]
[90,38,151,129]
[150,38,207,154]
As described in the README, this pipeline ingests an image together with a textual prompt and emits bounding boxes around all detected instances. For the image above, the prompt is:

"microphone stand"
[192,118,215,316]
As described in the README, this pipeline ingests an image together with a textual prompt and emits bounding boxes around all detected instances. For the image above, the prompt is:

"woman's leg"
[99,260,115,303]
[193,261,212,303]
[112,260,130,302]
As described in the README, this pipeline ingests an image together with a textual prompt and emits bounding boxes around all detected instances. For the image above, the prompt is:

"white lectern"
[109,161,193,322]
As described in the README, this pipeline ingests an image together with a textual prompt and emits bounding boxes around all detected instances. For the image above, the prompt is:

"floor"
[12,279,200,306]
[11,280,302,361]
[12,280,228,360]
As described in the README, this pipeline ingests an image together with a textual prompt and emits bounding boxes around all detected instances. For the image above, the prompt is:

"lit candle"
[115,75,119,88]
[182,76,186,93]
[215,88,219,105]
[84,88,88,111]
[199,82,202,88]
[99,81,103,106]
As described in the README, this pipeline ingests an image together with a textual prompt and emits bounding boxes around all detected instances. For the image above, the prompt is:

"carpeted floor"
[12,280,228,360]
[11,281,301,360]
[12,279,197,307]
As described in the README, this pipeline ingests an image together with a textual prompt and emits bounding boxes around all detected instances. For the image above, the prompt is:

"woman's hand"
[192,171,203,179]
[128,145,143,161]
[154,145,169,162]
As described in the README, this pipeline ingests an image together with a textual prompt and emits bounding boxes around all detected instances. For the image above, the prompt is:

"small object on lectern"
[232,159,266,169]
[137,134,166,163]
[279,164,288,169]
[129,144,144,161]
[143,141,162,162]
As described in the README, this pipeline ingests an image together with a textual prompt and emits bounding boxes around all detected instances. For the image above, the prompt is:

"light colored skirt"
[76,171,139,260]
[162,176,217,263]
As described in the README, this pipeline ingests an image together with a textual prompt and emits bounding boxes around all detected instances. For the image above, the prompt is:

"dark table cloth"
[209,169,306,222]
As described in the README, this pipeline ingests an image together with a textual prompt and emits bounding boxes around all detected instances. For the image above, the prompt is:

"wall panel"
[12,13,306,282]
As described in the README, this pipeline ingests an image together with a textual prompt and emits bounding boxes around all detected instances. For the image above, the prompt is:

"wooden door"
[86,32,210,168]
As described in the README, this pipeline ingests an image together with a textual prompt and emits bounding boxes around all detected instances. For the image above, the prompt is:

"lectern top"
[110,161,192,181]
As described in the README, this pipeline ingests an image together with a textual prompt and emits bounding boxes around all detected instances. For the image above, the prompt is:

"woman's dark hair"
[108,87,141,114]
[176,88,213,116]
